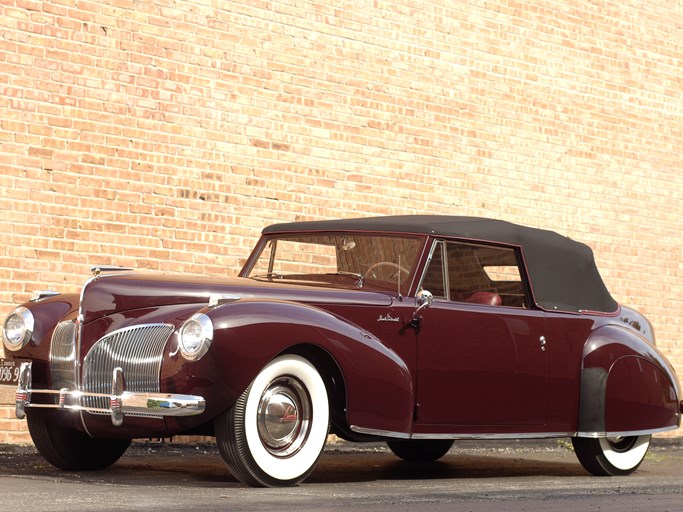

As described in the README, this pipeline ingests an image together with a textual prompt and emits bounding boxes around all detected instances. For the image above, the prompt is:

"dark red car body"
[3,216,681,486]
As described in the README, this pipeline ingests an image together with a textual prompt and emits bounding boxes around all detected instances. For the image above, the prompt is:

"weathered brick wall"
[1,0,682,437]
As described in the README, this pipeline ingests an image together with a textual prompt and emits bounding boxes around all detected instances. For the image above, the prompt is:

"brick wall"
[0,388,29,443]
[1,0,682,437]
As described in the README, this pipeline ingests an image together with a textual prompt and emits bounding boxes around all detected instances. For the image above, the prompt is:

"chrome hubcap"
[257,377,311,457]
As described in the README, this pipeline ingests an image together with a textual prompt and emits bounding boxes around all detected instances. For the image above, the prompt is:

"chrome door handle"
[539,336,547,351]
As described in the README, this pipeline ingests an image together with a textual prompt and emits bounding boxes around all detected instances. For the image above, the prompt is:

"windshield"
[245,233,424,293]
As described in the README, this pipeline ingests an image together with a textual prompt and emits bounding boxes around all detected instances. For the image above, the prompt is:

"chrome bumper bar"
[15,362,205,426]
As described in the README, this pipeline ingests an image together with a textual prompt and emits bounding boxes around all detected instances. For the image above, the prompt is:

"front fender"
[578,324,680,435]
[201,299,414,435]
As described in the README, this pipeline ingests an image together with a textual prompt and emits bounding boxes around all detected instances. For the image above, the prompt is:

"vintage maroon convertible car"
[2,216,681,486]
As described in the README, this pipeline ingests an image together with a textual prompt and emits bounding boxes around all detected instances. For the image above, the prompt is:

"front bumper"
[15,362,205,427]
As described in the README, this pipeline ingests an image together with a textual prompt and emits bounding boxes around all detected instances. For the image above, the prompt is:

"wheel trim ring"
[256,377,312,458]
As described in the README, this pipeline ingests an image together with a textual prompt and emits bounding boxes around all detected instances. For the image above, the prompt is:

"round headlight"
[179,313,213,361]
[3,307,34,351]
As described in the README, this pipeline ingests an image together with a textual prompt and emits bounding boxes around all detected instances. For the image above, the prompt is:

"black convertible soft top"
[263,215,618,314]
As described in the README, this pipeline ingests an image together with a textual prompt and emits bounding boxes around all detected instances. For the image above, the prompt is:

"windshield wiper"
[253,272,285,280]
[329,271,364,288]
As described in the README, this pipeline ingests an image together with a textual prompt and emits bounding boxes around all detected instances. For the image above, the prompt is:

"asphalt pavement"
[1,438,682,511]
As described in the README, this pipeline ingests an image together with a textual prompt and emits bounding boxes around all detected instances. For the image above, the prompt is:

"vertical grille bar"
[82,324,174,416]
[49,321,78,391]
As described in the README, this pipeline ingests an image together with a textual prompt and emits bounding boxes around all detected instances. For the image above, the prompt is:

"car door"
[414,240,550,431]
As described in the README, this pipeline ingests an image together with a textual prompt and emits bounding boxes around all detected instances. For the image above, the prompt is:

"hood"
[80,272,394,324]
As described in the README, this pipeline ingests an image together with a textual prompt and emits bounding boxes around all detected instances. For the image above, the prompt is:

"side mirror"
[411,290,433,332]
[413,290,433,318]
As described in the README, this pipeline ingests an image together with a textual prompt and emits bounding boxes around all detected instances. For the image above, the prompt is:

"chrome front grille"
[49,321,78,391]
[82,323,174,416]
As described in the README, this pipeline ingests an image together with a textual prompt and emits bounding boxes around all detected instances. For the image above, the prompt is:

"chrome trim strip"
[411,432,574,440]
[350,425,410,439]
[30,290,61,302]
[90,266,134,277]
[351,425,576,440]
[351,426,679,441]
[76,274,97,434]
[208,294,241,307]
[576,425,679,438]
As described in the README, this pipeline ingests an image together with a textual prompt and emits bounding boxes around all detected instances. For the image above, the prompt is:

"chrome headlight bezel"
[2,306,34,352]
[179,313,213,361]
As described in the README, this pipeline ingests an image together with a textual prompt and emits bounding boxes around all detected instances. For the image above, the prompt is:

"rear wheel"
[27,410,130,471]
[387,439,454,462]
[572,435,651,476]
[215,355,330,487]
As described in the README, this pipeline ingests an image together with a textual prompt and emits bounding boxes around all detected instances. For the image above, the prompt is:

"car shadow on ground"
[307,451,588,484]
[0,443,588,488]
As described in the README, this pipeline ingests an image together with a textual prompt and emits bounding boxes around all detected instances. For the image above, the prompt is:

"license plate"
[0,359,22,386]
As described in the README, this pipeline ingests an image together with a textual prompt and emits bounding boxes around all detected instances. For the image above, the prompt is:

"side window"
[445,242,526,308]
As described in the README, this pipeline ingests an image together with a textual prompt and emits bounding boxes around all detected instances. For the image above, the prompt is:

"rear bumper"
[15,362,205,426]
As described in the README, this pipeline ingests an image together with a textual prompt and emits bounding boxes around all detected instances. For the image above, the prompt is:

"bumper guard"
[15,362,205,426]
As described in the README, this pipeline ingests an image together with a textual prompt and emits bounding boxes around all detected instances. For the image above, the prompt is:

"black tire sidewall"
[387,439,454,462]
[27,410,130,471]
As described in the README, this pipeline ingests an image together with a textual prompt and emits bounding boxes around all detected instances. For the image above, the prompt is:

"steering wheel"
[364,261,409,282]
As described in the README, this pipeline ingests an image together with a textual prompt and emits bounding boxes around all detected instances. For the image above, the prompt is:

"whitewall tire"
[572,435,651,476]
[215,355,330,487]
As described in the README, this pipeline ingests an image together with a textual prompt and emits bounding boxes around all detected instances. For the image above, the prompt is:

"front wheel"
[572,435,651,476]
[27,410,131,471]
[215,355,330,487]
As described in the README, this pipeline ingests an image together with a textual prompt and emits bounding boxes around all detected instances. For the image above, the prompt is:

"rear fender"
[578,324,680,436]
[201,299,414,435]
